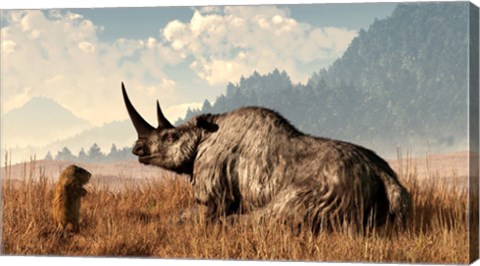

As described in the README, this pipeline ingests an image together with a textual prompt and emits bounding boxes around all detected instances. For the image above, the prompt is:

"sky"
[1,1,397,128]
[0,0,478,263]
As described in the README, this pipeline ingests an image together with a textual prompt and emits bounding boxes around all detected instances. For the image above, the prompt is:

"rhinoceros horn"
[122,82,155,137]
[157,100,174,129]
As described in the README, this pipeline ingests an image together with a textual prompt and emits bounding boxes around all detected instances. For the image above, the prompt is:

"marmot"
[52,165,91,232]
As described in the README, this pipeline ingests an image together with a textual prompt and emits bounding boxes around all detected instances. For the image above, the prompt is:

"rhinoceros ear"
[122,82,155,137]
[195,114,218,132]
[157,100,174,129]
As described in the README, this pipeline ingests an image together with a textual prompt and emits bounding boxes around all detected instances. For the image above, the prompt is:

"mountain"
[178,2,472,158]
[3,97,92,148]
[43,120,137,156]
[311,2,469,142]
[3,119,137,164]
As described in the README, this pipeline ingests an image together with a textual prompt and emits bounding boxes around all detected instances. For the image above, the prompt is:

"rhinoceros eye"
[169,132,179,141]
[161,131,178,142]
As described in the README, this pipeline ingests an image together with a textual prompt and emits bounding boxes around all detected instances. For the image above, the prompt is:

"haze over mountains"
[2,2,474,164]
[2,97,136,163]
[3,97,91,148]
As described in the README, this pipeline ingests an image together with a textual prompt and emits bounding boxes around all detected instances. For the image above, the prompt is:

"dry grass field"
[1,151,476,263]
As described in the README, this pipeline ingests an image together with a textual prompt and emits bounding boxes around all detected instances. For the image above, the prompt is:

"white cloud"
[78,41,95,53]
[1,40,17,55]
[160,6,357,85]
[165,102,203,122]
[272,15,284,24]
[1,10,181,126]
[163,20,188,45]
[1,6,357,129]
[191,58,252,86]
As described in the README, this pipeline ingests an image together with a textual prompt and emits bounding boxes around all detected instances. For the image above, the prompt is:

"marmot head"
[61,165,91,187]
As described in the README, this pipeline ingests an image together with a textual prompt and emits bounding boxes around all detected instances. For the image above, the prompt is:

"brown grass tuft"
[1,155,470,263]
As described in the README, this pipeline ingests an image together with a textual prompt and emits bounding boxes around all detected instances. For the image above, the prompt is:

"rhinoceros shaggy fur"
[122,83,411,232]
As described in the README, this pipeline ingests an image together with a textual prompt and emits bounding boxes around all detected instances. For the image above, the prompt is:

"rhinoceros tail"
[380,172,412,228]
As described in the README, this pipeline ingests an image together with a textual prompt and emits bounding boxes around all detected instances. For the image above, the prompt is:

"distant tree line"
[45,143,135,163]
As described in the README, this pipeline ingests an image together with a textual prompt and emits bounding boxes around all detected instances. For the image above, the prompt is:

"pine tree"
[44,151,53,160]
[55,147,76,161]
[88,143,104,162]
[78,148,88,162]
[108,144,119,162]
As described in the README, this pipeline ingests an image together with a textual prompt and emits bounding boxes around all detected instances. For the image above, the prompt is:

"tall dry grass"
[1,153,472,263]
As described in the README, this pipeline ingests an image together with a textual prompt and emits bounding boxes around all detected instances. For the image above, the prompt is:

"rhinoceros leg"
[226,186,367,234]
[179,206,200,222]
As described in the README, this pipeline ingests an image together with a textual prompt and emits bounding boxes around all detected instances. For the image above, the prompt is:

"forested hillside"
[178,3,470,157]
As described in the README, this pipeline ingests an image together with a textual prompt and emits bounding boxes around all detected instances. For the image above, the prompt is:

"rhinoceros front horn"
[122,82,155,137]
